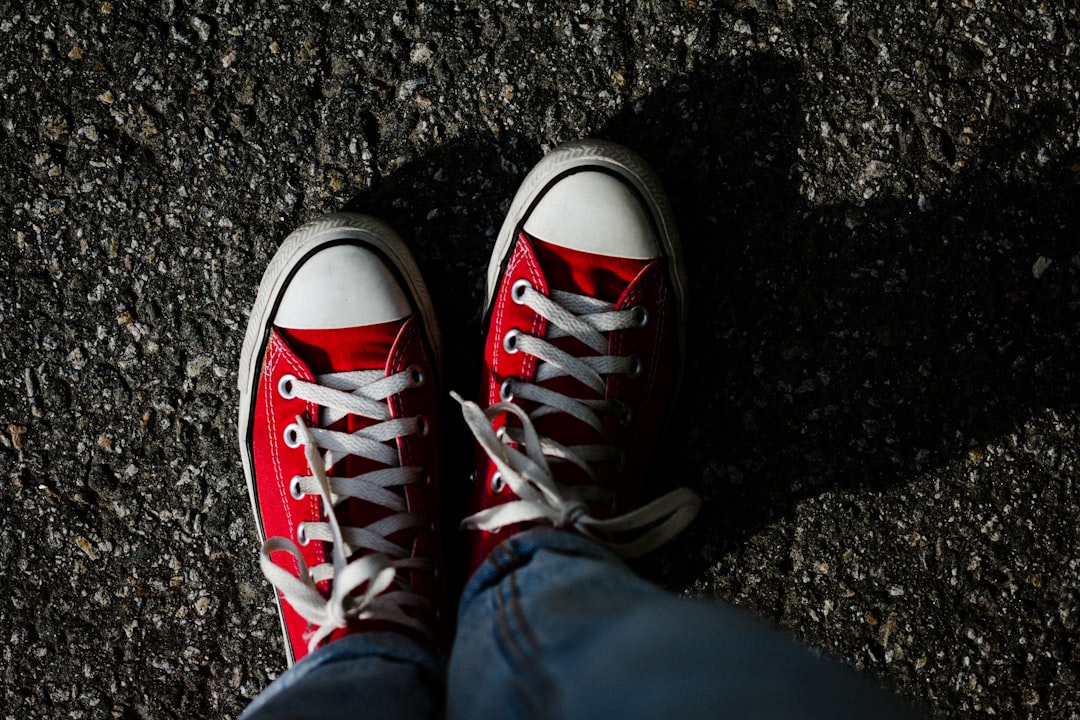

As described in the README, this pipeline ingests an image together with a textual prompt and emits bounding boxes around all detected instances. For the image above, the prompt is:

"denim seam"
[490,543,560,720]
[508,570,542,652]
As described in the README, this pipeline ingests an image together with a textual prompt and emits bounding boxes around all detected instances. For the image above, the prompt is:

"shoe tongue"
[529,233,650,302]
[276,319,407,374]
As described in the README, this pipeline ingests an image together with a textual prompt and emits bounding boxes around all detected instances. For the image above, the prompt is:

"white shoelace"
[458,282,701,557]
[261,368,430,652]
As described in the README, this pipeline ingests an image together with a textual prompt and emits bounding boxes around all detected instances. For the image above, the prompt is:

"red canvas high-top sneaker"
[238,214,444,665]
[457,140,701,573]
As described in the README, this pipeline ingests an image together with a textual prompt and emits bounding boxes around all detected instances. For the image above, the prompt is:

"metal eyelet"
[283,422,302,448]
[415,416,430,437]
[422,470,432,487]
[289,475,304,500]
[499,378,514,401]
[489,472,505,493]
[296,523,310,546]
[502,328,522,354]
[496,425,511,442]
[615,449,627,471]
[278,374,297,399]
[631,305,649,328]
[618,402,634,427]
[626,354,643,379]
[406,364,425,387]
[510,278,532,304]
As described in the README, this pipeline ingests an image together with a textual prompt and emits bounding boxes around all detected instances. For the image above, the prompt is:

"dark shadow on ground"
[599,59,1079,586]
[346,55,1079,593]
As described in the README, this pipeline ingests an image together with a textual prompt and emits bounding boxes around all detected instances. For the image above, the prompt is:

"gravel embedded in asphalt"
[1,1,1077,717]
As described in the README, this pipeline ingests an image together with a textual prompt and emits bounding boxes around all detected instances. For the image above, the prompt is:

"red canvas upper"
[469,231,678,572]
[251,317,443,661]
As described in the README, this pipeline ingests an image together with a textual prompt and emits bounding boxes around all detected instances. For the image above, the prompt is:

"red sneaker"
[238,213,444,665]
[457,140,701,573]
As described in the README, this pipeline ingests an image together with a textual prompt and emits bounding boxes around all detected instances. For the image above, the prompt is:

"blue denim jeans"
[241,529,918,720]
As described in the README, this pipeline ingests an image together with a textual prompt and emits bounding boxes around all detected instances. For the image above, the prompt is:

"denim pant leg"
[241,632,442,720]
[448,528,919,720]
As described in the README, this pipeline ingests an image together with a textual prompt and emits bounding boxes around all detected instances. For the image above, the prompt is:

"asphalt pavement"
[1,1,1078,717]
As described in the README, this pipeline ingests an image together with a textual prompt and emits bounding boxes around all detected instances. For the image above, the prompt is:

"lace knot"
[454,392,701,558]
[554,499,589,529]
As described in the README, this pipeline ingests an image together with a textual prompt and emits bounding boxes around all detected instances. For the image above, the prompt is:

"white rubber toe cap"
[274,244,411,329]
[522,171,658,259]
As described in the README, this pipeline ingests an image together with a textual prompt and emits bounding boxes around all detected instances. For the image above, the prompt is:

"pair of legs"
[236,141,918,718]
[243,530,914,720]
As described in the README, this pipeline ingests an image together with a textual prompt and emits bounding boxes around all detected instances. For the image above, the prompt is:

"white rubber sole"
[485,139,688,353]
[236,212,442,665]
